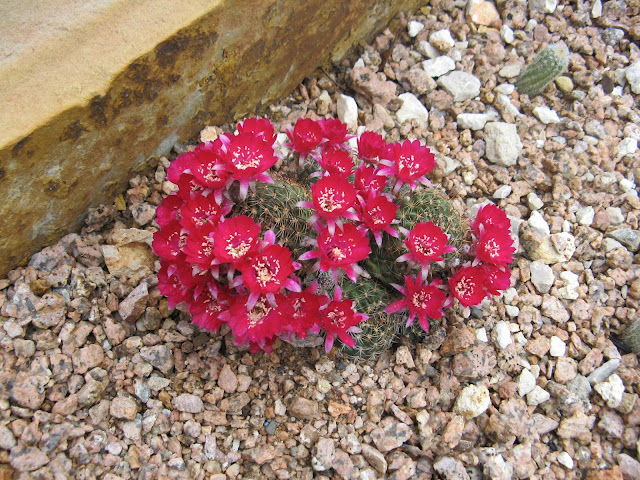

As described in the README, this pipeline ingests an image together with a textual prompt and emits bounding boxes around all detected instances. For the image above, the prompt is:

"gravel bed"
[1,0,640,478]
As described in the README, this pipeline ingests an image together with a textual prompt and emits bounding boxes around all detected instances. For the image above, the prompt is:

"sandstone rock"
[118,282,149,323]
[9,446,49,472]
[110,396,139,420]
[484,122,523,166]
[102,244,155,278]
[173,393,204,413]
[370,417,412,452]
[217,364,238,393]
[454,384,490,419]
[361,444,387,474]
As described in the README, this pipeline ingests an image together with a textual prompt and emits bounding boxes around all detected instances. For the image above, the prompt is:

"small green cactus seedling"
[516,42,569,96]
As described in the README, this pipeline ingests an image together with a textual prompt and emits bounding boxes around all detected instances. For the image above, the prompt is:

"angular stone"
[242,445,276,465]
[484,122,523,166]
[361,444,387,474]
[9,446,49,472]
[433,457,471,480]
[219,392,250,413]
[337,94,358,131]
[140,345,174,374]
[454,385,490,419]
[396,92,429,128]
[73,344,105,374]
[118,282,149,323]
[110,396,139,420]
[312,438,335,472]
[0,0,422,277]
[370,417,412,452]
[607,228,640,252]
[173,393,204,413]
[102,244,155,278]
[217,364,238,393]
[557,411,595,439]
[289,397,319,420]
[437,71,482,102]
[457,113,490,130]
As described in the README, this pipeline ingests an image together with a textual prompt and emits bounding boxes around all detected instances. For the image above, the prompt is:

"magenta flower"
[475,229,515,266]
[357,131,386,163]
[184,141,230,191]
[183,224,217,268]
[357,192,399,247]
[379,139,435,193]
[298,175,358,235]
[237,117,276,145]
[320,287,368,352]
[155,194,183,228]
[212,215,261,266]
[299,223,371,281]
[157,260,193,309]
[152,220,187,261]
[179,192,229,232]
[238,244,301,310]
[318,118,351,147]
[354,165,387,196]
[472,203,511,236]
[222,294,293,350]
[188,283,231,332]
[385,275,448,332]
[449,265,488,307]
[286,118,323,154]
[218,132,278,198]
[284,282,329,339]
[481,264,512,295]
[317,147,354,177]
[397,222,456,277]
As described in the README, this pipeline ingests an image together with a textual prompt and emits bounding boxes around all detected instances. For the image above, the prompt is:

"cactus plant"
[619,319,640,355]
[516,42,569,96]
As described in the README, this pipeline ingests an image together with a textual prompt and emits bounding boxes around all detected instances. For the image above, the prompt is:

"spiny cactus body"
[366,187,470,285]
[235,178,313,262]
[339,278,402,360]
[516,42,569,96]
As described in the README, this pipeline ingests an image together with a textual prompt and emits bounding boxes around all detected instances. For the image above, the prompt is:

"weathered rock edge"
[0,0,422,276]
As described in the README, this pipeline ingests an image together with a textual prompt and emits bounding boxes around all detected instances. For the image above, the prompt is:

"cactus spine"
[516,42,569,96]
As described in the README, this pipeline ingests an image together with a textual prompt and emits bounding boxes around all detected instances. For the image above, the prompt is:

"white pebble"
[617,137,638,157]
[518,368,537,396]
[457,113,490,130]
[557,271,580,300]
[533,106,560,124]
[454,385,491,419]
[475,328,488,342]
[527,192,544,210]
[594,374,625,408]
[530,261,555,293]
[429,29,456,49]
[505,305,520,317]
[576,206,595,226]
[500,25,515,44]
[396,93,429,128]
[495,84,515,95]
[422,56,456,78]
[493,185,512,199]
[606,207,625,225]
[337,94,358,132]
[557,452,574,469]
[417,40,439,59]
[549,336,566,357]
[493,321,512,349]
[528,211,550,236]
[619,177,635,192]
[407,21,425,37]
[526,386,550,406]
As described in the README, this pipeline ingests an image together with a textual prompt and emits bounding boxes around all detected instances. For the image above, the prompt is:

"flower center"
[317,188,344,212]
[455,277,473,299]
[248,298,271,328]
[232,145,262,170]
[253,258,280,287]
[226,233,252,258]
[329,246,347,261]
[485,238,500,258]
[411,290,431,310]
[327,310,346,329]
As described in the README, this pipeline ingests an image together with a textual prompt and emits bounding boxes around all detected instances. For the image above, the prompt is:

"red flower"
[219,132,278,198]
[320,287,368,352]
[475,229,515,265]
[385,275,448,332]
[156,194,183,228]
[212,215,261,266]
[237,117,276,145]
[449,265,488,307]
[482,264,512,295]
[166,150,191,183]
[472,203,511,236]
[239,244,300,309]
[284,282,329,338]
[183,224,217,268]
[379,140,435,192]
[286,118,323,154]
[222,294,293,349]
[188,283,231,332]
[157,260,193,309]
[298,175,359,235]
[184,141,230,190]
[357,192,399,247]
[317,147,354,177]
[397,222,456,271]
[299,223,371,281]
[354,165,387,196]
[319,118,350,147]
[179,192,228,232]
[357,131,386,163]
[152,220,187,261]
